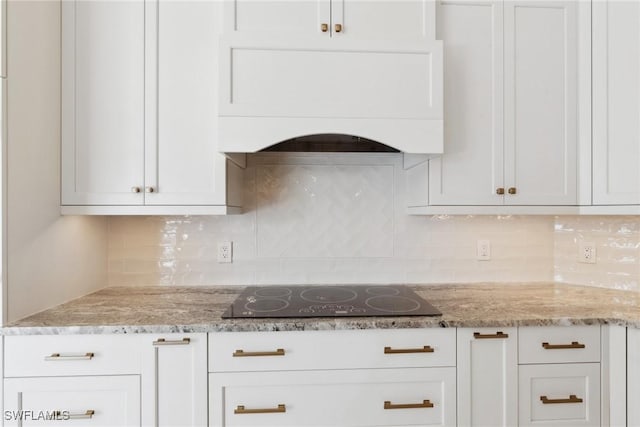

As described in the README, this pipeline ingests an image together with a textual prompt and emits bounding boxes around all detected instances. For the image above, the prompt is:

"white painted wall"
[5,0,107,322]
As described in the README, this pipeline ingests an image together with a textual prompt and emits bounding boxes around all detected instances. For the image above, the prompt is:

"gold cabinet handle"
[384,346,434,354]
[335,23,342,32]
[131,186,141,193]
[384,400,434,410]
[153,338,190,346]
[145,186,155,193]
[67,410,96,419]
[542,341,585,350]
[52,410,95,420]
[496,187,505,195]
[473,331,509,339]
[233,349,285,357]
[321,23,328,32]
[508,187,517,195]
[44,353,94,361]
[235,404,286,414]
[540,395,583,404]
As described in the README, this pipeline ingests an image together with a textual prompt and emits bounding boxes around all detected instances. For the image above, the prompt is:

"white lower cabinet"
[457,328,518,427]
[3,375,140,426]
[210,368,455,427]
[3,333,207,427]
[141,333,208,427]
[519,363,600,427]
[208,329,457,427]
[628,328,640,427]
[518,326,601,427]
[1,325,622,427]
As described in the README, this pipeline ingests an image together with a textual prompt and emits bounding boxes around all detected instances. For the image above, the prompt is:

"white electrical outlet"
[217,241,233,263]
[578,242,596,264]
[477,240,491,261]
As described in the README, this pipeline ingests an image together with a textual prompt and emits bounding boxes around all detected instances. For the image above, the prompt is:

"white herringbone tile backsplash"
[108,153,556,286]
[108,153,640,290]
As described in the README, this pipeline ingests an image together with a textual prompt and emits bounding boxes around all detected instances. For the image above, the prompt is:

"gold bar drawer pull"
[233,349,285,357]
[384,400,434,410]
[153,338,191,346]
[235,404,286,414]
[53,410,95,420]
[542,341,585,350]
[473,331,509,339]
[540,395,583,404]
[68,410,95,419]
[44,353,94,361]
[384,346,434,354]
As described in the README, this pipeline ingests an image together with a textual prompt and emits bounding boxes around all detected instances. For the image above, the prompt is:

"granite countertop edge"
[3,283,640,335]
[1,318,635,336]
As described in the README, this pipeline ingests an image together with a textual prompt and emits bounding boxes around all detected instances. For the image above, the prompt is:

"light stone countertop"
[3,283,640,335]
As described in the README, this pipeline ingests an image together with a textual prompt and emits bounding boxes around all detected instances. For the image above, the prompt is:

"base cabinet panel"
[141,333,208,427]
[457,327,517,427]
[210,368,456,427]
[3,376,140,427]
[518,363,600,427]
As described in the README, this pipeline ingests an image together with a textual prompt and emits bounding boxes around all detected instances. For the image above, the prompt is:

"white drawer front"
[209,329,456,372]
[519,326,600,364]
[3,375,140,427]
[4,334,142,377]
[519,363,600,427]
[210,367,456,427]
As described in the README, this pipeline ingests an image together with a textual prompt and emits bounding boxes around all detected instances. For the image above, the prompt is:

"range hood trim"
[218,116,443,154]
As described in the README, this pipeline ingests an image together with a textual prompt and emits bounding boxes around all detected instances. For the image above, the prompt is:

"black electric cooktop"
[221,285,442,318]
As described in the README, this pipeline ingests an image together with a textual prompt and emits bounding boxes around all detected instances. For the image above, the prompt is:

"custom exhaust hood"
[217,35,444,154]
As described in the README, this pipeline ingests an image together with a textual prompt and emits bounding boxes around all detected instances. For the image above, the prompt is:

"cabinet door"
[457,328,517,427]
[3,376,140,427]
[429,0,504,206]
[504,1,578,205]
[222,0,330,37]
[144,0,230,206]
[332,0,435,41]
[628,328,640,426]
[592,0,640,205]
[519,363,600,427]
[142,333,207,427]
[61,0,145,206]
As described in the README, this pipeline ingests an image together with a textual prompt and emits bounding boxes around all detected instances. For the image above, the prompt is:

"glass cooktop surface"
[221,285,442,318]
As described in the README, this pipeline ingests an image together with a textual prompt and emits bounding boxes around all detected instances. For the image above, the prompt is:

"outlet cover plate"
[218,241,233,263]
[578,242,596,264]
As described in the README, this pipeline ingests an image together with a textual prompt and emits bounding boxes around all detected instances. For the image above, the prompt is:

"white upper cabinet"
[504,1,577,206]
[223,0,329,36]
[146,0,235,207]
[428,0,503,206]
[61,0,243,214]
[224,0,435,40]
[427,0,579,208]
[61,0,145,206]
[217,0,444,154]
[592,0,640,205]
[334,0,435,40]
